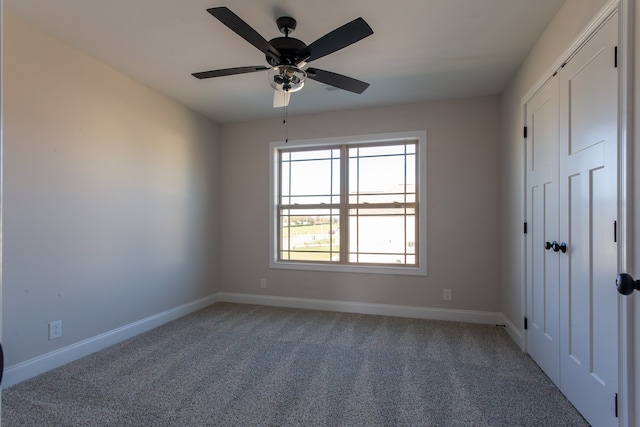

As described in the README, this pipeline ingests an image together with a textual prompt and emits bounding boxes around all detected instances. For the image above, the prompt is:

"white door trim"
[616,0,634,425]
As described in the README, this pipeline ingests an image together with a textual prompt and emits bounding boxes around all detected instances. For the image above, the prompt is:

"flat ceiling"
[4,0,566,123]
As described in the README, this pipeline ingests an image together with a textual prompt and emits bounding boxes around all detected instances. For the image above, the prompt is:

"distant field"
[281,223,334,238]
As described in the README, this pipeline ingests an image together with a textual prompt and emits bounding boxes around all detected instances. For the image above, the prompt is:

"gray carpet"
[2,303,588,426]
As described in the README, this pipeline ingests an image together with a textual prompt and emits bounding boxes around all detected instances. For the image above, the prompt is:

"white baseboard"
[3,293,520,389]
[501,315,524,350]
[2,294,219,389]
[217,292,505,325]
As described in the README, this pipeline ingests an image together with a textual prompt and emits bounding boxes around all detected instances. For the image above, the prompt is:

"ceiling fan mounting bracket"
[276,16,297,35]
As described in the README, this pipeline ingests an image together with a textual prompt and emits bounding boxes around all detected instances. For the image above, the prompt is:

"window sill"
[270,260,427,276]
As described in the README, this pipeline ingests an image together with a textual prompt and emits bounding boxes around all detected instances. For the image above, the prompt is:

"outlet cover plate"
[49,320,62,340]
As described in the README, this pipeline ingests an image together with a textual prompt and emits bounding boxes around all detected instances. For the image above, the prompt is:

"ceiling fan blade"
[273,90,291,108]
[207,7,281,59]
[192,66,269,79]
[302,17,373,63]
[306,68,370,94]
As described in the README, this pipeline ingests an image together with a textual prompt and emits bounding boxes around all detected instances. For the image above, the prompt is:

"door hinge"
[614,46,618,68]
[523,126,528,138]
[615,393,618,417]
[524,222,528,234]
[524,317,528,330]
[551,62,566,77]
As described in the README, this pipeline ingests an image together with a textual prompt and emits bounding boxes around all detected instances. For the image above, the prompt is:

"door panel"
[559,12,619,426]
[525,77,560,386]
[525,11,620,426]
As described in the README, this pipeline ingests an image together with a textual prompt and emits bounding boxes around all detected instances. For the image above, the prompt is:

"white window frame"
[269,130,427,276]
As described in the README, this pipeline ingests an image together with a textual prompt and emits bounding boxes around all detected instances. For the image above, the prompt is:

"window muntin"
[277,139,419,269]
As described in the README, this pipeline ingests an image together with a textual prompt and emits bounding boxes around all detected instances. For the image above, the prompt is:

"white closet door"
[525,77,560,386]
[558,12,619,426]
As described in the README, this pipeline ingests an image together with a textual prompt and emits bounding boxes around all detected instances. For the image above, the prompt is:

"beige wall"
[2,15,220,366]
[219,97,501,312]
[499,0,609,335]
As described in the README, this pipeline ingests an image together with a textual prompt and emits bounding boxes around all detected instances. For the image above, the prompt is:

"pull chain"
[283,92,289,143]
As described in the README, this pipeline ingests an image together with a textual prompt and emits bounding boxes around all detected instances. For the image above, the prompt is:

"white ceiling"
[4,0,566,123]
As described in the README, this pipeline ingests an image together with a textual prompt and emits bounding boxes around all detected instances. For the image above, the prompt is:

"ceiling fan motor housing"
[266,37,308,66]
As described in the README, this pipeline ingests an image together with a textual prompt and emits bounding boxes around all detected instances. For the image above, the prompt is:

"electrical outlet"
[49,320,62,340]
[260,278,267,289]
[443,289,452,301]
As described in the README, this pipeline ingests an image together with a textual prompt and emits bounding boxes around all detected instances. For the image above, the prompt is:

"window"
[269,131,427,275]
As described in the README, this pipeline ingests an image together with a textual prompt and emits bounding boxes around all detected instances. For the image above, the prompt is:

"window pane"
[406,153,416,186]
[349,155,405,194]
[351,144,407,157]
[349,207,415,216]
[349,215,409,253]
[349,253,410,264]
[281,149,340,206]
[348,143,416,206]
[280,208,340,262]
[405,215,416,255]
[281,165,291,201]
[332,158,340,203]
[349,193,415,204]
[290,149,337,161]
[288,195,339,205]
[289,250,336,262]
[290,160,332,196]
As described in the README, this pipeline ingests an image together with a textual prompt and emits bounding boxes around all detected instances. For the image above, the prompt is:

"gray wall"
[219,97,502,312]
[2,15,220,366]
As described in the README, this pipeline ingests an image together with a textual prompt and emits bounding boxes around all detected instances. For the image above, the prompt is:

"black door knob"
[546,241,567,253]
[616,273,640,295]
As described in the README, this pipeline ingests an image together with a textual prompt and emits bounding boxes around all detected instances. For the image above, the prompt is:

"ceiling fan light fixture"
[268,65,306,93]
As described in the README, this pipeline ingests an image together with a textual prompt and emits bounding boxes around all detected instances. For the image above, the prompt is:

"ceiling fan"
[192,7,374,108]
